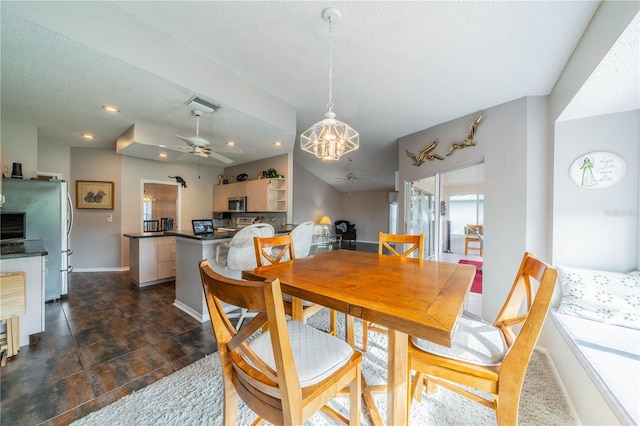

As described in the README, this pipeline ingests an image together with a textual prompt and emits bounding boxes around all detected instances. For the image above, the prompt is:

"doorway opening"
[406,162,485,315]
[140,180,182,232]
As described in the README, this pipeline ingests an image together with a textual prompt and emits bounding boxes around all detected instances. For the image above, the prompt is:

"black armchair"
[335,220,356,244]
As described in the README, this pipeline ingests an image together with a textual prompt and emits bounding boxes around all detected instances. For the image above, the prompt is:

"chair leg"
[350,367,362,425]
[362,320,369,352]
[329,309,337,336]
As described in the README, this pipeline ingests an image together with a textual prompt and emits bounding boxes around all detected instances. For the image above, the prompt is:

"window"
[449,194,484,235]
[143,200,153,221]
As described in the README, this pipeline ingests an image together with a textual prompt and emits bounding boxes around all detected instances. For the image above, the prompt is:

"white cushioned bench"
[553,265,640,425]
[551,310,639,425]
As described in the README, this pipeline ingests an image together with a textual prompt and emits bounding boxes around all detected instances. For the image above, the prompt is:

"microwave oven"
[0,212,26,242]
[228,196,247,212]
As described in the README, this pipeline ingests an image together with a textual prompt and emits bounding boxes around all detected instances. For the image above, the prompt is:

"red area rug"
[459,259,482,294]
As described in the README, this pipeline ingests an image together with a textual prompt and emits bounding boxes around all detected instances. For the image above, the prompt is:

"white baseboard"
[535,345,583,425]
[72,267,129,272]
[173,299,209,323]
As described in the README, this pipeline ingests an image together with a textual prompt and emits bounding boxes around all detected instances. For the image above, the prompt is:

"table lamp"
[318,216,332,236]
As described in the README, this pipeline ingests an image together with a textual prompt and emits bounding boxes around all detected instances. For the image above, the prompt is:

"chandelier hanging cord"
[326,15,334,118]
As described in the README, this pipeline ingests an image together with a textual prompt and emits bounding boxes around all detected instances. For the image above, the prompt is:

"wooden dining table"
[243,249,474,426]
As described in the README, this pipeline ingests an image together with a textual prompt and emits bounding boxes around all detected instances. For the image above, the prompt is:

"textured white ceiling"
[2,1,632,192]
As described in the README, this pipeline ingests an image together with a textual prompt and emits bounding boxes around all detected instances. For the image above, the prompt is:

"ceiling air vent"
[185,96,222,113]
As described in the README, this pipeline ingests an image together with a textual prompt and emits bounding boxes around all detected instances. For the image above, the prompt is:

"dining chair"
[291,221,315,258]
[253,234,338,336]
[464,224,483,256]
[409,252,557,425]
[214,223,275,328]
[361,232,424,351]
[199,259,362,425]
[215,223,275,270]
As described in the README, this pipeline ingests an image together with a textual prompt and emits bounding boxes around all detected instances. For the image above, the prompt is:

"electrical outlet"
[107,214,113,223]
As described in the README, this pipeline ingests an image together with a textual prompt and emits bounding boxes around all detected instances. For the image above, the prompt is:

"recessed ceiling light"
[273,141,283,147]
[101,105,120,113]
[158,153,168,158]
[226,141,236,146]
[81,133,96,139]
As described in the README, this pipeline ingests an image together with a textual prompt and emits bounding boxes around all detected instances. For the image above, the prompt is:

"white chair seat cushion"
[248,320,354,387]
[411,316,507,366]
[282,293,315,307]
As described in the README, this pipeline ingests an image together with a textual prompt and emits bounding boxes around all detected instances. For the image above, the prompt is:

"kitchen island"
[166,227,293,322]
[123,232,178,287]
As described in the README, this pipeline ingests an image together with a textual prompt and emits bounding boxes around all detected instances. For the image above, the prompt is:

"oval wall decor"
[568,151,626,189]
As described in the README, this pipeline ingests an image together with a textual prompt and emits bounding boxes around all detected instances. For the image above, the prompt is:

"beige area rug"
[72,311,576,425]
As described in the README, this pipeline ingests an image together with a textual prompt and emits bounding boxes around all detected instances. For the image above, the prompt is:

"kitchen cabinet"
[213,178,286,212]
[0,253,45,347]
[127,236,176,287]
[245,179,267,211]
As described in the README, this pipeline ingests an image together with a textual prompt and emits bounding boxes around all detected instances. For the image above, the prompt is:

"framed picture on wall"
[76,180,114,209]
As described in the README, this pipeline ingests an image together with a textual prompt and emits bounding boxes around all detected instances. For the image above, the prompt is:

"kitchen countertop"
[0,239,48,259]
[123,232,176,239]
[163,225,296,241]
[125,225,296,241]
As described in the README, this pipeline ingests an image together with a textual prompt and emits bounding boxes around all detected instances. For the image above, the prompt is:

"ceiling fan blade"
[176,135,210,148]
[209,145,244,154]
[208,151,234,164]
[176,135,192,145]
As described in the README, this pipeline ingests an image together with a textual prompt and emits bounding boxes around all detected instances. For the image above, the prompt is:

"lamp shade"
[318,216,332,225]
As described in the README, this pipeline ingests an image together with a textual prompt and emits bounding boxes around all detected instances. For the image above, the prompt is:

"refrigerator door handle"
[67,192,74,236]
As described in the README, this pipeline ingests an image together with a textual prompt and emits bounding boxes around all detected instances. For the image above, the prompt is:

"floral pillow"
[557,266,640,330]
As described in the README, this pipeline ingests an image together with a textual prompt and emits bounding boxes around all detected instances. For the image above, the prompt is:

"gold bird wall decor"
[405,138,444,166]
[446,113,484,156]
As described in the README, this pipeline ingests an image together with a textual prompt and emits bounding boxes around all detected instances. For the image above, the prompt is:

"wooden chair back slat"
[254,234,296,267]
[378,232,424,258]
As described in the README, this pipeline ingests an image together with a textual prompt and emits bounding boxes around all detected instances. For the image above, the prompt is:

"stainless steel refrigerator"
[2,178,73,301]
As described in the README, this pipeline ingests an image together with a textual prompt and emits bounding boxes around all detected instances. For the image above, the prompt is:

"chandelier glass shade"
[300,112,359,161]
[301,7,359,162]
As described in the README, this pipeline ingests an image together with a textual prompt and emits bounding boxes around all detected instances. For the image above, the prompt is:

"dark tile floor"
[0,271,217,426]
[0,243,374,425]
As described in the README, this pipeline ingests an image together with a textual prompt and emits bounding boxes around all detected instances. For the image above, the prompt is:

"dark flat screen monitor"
[192,219,214,235]
[1,212,26,241]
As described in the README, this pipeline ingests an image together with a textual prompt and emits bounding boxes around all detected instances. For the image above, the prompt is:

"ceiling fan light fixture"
[301,7,359,162]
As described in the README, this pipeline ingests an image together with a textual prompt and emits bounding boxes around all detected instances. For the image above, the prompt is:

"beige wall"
[292,160,342,233]
[340,190,392,243]
[398,97,544,321]
[1,120,38,179]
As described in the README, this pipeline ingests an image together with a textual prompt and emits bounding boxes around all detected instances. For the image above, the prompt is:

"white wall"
[553,110,639,272]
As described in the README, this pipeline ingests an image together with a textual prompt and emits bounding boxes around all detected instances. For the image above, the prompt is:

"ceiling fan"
[163,109,243,164]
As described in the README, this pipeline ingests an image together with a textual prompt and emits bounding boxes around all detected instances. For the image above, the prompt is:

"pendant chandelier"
[300,7,359,162]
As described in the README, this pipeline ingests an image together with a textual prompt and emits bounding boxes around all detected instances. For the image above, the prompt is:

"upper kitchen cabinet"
[213,178,286,212]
